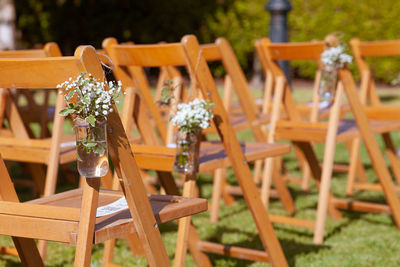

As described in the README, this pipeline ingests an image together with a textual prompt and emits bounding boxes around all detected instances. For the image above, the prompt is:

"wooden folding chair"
[0,45,208,267]
[255,36,358,192]
[258,38,400,244]
[0,42,65,196]
[200,38,295,221]
[104,35,291,266]
[347,38,400,195]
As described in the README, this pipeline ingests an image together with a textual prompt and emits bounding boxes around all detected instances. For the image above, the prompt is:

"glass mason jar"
[74,118,109,178]
[318,65,338,100]
[173,130,199,174]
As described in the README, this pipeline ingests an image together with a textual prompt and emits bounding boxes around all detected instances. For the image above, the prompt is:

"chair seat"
[16,188,207,245]
[131,142,290,173]
[276,119,400,143]
[0,134,77,164]
[198,141,290,172]
[203,112,283,134]
[228,98,264,113]
[296,102,351,119]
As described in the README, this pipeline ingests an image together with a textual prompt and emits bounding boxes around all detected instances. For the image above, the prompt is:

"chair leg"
[261,157,274,208]
[13,237,44,267]
[253,160,263,184]
[27,163,45,196]
[271,159,296,214]
[157,170,212,266]
[221,177,235,206]
[0,246,18,257]
[300,163,312,192]
[125,233,145,256]
[37,240,48,262]
[345,139,362,196]
[382,133,400,185]
[210,168,225,223]
[174,174,196,267]
[188,225,212,267]
[102,239,116,267]
[293,145,312,191]
[74,178,100,267]
[313,84,343,244]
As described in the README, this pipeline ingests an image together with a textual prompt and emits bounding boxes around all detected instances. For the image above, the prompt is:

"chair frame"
[104,35,290,266]
[347,38,400,195]
[258,38,400,244]
[200,38,295,220]
[0,45,207,266]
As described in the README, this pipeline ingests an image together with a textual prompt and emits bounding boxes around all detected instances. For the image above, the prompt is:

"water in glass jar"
[77,140,109,178]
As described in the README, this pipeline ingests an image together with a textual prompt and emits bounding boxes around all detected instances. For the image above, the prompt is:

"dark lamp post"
[266,0,292,84]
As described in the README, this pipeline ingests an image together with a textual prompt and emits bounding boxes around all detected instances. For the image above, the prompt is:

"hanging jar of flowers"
[170,98,214,174]
[57,72,122,178]
[319,46,352,100]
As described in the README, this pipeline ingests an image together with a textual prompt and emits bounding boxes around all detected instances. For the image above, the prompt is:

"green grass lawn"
[1,86,400,266]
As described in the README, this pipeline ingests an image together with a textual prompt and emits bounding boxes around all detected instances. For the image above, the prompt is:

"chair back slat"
[0,57,85,88]
[0,46,104,89]
[108,43,187,67]
[349,38,400,106]
[268,42,325,60]
[357,40,400,57]
[0,49,48,58]
[201,44,222,61]
[0,43,61,58]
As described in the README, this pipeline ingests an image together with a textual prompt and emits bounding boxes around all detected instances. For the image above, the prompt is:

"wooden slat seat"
[0,134,76,164]
[276,119,400,143]
[203,112,278,133]
[132,142,290,173]
[15,188,207,244]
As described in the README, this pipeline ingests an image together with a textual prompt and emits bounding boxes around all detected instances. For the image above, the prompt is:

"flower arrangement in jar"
[57,72,122,178]
[170,98,214,174]
[319,46,352,100]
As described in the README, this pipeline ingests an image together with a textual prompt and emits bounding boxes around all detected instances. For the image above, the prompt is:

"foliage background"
[14,0,400,83]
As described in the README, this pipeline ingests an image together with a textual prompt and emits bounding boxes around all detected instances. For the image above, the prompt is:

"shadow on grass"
[204,224,330,267]
[380,95,399,102]
[281,239,330,267]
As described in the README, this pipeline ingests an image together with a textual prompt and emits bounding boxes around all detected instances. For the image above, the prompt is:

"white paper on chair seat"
[96,197,128,217]
[305,100,331,109]
[60,141,76,148]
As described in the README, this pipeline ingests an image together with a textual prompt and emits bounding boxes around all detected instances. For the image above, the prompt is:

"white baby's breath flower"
[171,98,214,133]
[321,46,352,68]
[58,72,122,123]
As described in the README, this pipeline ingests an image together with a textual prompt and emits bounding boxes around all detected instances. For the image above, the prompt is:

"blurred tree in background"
[14,0,400,82]
[15,0,222,55]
